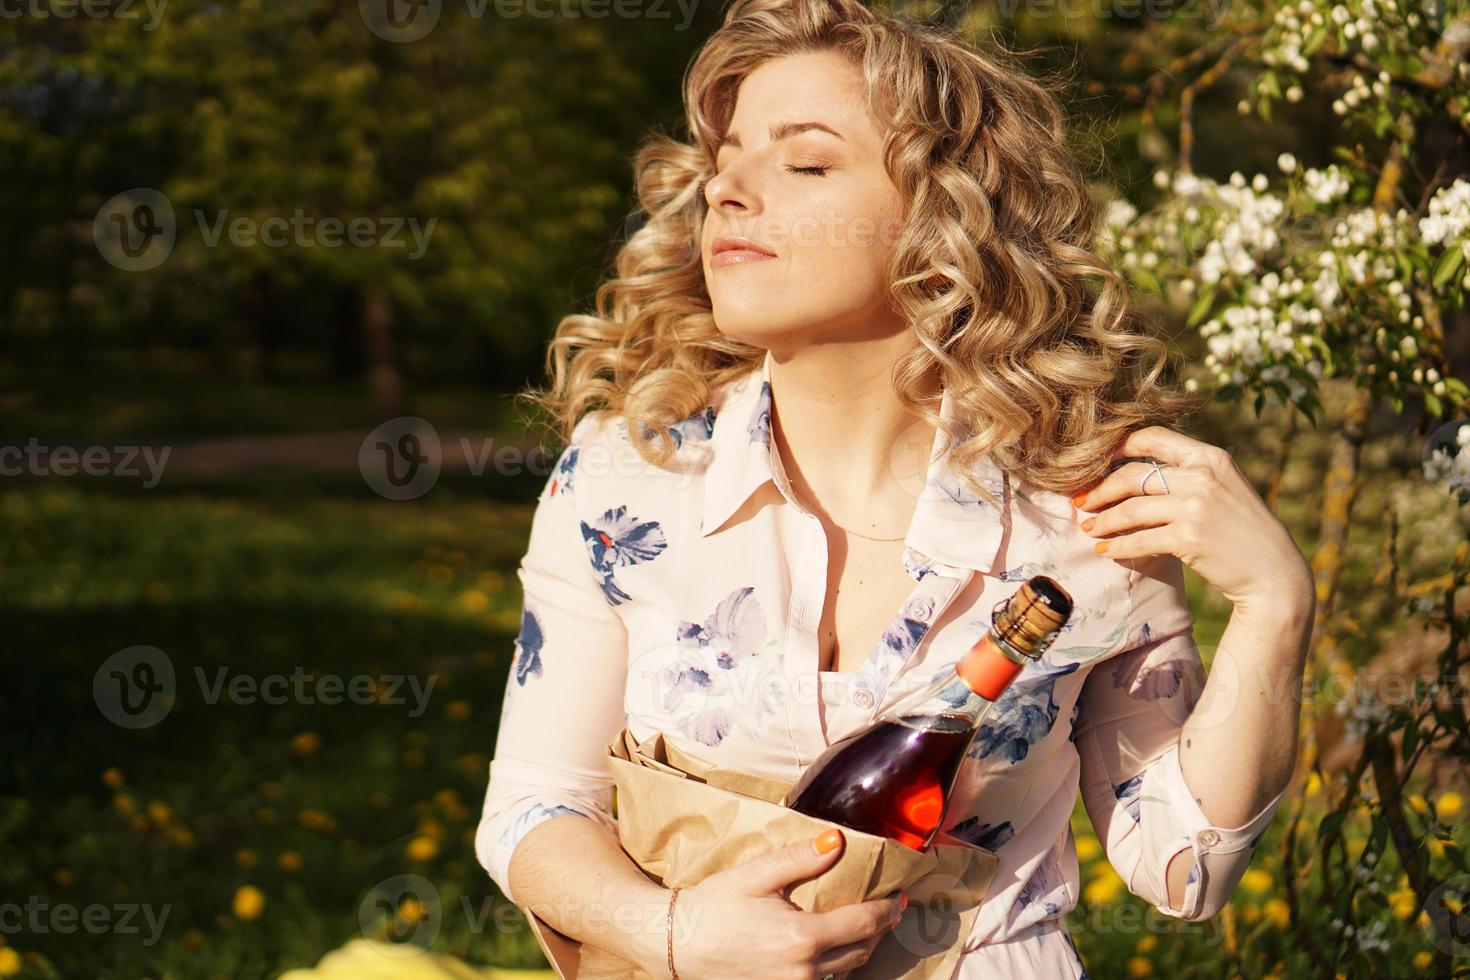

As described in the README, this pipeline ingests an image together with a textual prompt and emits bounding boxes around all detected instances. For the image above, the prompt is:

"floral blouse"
[475,349,1288,978]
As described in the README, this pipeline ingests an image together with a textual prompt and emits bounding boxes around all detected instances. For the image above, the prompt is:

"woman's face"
[701,50,907,353]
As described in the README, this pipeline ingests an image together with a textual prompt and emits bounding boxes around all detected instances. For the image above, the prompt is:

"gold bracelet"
[666,886,681,979]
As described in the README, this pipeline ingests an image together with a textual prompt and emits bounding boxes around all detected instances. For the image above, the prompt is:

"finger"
[1079,493,1175,538]
[1113,425,1218,470]
[1091,523,1175,561]
[1076,459,1189,512]
[739,829,844,897]
[811,935,883,977]
[807,892,904,951]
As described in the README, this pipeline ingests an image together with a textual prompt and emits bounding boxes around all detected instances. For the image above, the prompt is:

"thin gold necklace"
[787,479,909,542]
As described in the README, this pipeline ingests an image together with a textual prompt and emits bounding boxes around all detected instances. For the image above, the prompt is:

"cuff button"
[1199,829,1221,847]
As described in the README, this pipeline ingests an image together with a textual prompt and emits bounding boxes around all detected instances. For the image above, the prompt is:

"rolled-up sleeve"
[1074,551,1286,922]
[474,421,630,905]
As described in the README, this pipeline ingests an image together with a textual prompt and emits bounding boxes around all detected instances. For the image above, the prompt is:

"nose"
[703,157,761,216]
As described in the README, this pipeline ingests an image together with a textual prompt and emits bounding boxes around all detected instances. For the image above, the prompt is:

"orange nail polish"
[1094,540,1108,554]
[1072,493,1087,508]
[1081,517,1095,532]
[815,828,843,854]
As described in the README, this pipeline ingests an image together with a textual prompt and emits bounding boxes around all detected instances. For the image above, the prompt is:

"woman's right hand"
[666,828,907,980]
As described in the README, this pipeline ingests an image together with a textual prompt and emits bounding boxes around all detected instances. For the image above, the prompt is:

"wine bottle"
[783,576,1074,851]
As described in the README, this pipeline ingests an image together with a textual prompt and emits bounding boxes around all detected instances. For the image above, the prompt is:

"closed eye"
[785,165,830,176]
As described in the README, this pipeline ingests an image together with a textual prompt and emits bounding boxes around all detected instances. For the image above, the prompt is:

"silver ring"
[1139,459,1170,495]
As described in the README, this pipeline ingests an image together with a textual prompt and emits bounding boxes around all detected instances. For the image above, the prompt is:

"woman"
[475,0,1316,976]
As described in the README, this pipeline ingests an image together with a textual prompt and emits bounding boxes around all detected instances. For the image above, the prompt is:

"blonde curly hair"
[522,0,1203,508]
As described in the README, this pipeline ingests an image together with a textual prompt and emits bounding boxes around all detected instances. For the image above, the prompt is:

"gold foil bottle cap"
[988,575,1073,661]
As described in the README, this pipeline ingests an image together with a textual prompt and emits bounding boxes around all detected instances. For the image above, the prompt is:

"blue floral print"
[1008,850,1062,932]
[644,407,716,450]
[513,605,545,685]
[547,446,578,498]
[659,586,779,747]
[581,505,668,606]
[1114,772,1144,822]
[498,802,590,850]
[748,381,772,447]
[968,673,1067,765]
[903,546,937,580]
[949,816,1015,851]
[1110,622,1205,700]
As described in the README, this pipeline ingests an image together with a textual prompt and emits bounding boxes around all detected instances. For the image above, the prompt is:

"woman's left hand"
[1072,425,1315,622]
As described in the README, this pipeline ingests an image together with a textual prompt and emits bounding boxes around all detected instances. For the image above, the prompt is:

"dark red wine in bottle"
[783,576,1073,851]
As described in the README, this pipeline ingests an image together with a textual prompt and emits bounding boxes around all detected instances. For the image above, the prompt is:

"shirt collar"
[697,349,1010,579]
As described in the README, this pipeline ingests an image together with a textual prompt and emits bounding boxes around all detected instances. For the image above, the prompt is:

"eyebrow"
[717,120,846,149]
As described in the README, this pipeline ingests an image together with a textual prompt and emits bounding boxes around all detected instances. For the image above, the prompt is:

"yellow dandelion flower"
[1305,772,1321,796]
[1126,955,1153,977]
[419,818,445,841]
[406,836,439,862]
[1240,903,1261,925]
[1083,867,1124,906]
[1241,869,1273,895]
[235,849,258,869]
[458,590,489,614]
[291,732,321,757]
[1407,794,1429,815]
[446,700,472,721]
[278,851,304,873]
[1436,791,1462,819]
[168,827,196,848]
[297,809,338,834]
[232,885,265,921]
[113,792,135,815]
[1075,836,1101,862]
[181,929,206,950]
[101,768,124,791]
[1427,836,1445,858]
[1413,952,1433,970]
[1389,889,1418,920]
[257,807,278,827]
[398,896,427,924]
[0,948,19,976]
[1264,897,1290,928]
[1135,934,1157,953]
[147,800,171,824]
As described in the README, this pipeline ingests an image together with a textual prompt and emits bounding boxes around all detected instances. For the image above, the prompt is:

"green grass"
[0,480,552,978]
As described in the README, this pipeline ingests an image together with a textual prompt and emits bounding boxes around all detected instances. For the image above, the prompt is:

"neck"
[765,337,939,535]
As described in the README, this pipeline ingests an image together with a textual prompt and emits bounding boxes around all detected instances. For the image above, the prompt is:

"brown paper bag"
[522,726,999,980]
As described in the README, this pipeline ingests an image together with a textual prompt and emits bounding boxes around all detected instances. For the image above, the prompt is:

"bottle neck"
[955,633,1030,701]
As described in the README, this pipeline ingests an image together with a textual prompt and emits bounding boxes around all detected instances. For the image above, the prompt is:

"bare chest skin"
[815,534,914,673]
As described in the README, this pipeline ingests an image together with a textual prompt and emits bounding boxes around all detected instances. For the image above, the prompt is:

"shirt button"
[852,689,874,709]
[1199,829,1221,847]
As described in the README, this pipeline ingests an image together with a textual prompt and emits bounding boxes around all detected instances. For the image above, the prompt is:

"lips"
[711,235,776,258]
